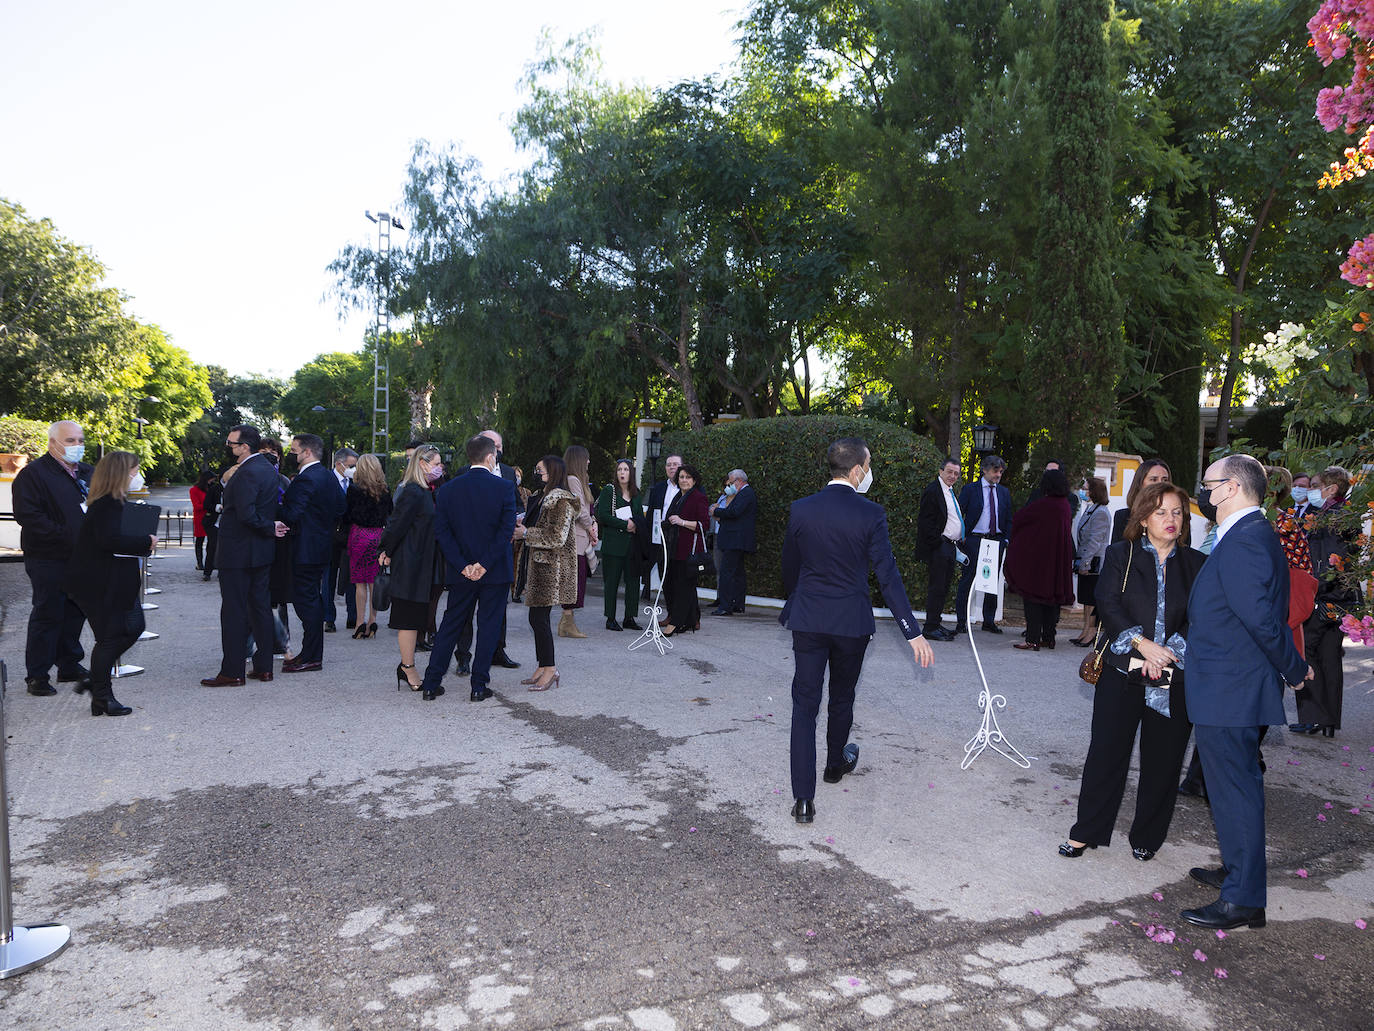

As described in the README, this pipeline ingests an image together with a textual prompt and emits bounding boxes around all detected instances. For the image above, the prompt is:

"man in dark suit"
[454,428,521,673]
[955,454,1012,634]
[279,433,346,672]
[324,447,358,632]
[710,468,757,615]
[12,420,93,694]
[914,457,964,641]
[201,425,286,686]
[781,437,935,824]
[1181,453,1313,931]
[420,433,518,702]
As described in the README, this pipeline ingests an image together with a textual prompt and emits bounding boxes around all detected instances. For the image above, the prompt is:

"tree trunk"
[677,268,705,431]
[1214,308,1244,448]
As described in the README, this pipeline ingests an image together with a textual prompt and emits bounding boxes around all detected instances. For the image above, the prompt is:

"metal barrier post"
[136,558,158,642]
[0,661,72,977]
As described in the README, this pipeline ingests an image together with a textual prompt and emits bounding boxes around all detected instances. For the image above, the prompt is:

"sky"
[3,0,743,380]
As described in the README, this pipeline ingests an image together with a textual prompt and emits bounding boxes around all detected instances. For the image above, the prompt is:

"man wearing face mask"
[278,434,346,673]
[780,437,936,824]
[454,429,521,674]
[325,448,359,632]
[710,468,757,616]
[1180,453,1314,931]
[12,420,94,695]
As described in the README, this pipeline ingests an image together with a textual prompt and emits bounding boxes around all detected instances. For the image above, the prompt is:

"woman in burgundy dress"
[343,453,393,638]
[1005,468,1075,650]
[661,464,710,636]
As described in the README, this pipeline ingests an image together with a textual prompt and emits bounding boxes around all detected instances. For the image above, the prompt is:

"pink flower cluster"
[1340,612,1374,643]
[1341,234,1374,288]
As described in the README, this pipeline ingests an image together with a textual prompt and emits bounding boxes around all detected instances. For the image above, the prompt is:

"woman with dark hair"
[1060,482,1205,861]
[64,451,157,717]
[1071,477,1112,646]
[1293,465,1355,737]
[596,458,645,631]
[201,470,224,581]
[559,444,598,638]
[517,454,578,691]
[189,468,214,570]
[379,445,443,690]
[1005,468,1075,650]
[661,463,710,636]
[1111,459,1170,543]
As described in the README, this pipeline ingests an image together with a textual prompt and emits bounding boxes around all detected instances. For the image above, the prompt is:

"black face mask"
[264,452,279,467]
[529,471,545,490]
[495,449,504,466]
[226,445,240,462]
[1196,486,1218,523]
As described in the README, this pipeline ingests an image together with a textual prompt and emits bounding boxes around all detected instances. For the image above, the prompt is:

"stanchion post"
[0,661,71,977]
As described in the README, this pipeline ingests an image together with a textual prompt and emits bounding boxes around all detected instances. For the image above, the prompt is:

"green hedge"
[0,417,48,458]
[662,415,944,604]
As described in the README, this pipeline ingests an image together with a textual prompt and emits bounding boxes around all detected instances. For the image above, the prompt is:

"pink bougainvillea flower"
[1032,909,1042,916]
[1325,802,1335,809]
[1215,968,1229,979]
[1315,954,1327,960]
[1356,918,1367,930]
[1171,969,1182,976]
[825,836,835,844]
[1288,759,1302,766]
[806,929,816,937]
[848,977,860,986]
[1152,892,1164,902]
[1193,949,1207,962]
[1297,868,1310,878]
[1151,928,1177,944]
[1318,814,1328,822]
[1343,745,1352,752]
[1216,930,1228,939]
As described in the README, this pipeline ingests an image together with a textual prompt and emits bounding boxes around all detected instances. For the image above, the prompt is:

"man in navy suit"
[279,433,345,672]
[202,425,287,686]
[1181,454,1313,930]
[710,468,757,615]
[955,454,1012,634]
[420,433,518,702]
[780,437,935,824]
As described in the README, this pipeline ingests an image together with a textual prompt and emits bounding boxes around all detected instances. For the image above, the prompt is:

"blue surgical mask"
[724,484,738,496]
[63,444,85,464]
[1077,489,1088,501]
[1300,487,1322,505]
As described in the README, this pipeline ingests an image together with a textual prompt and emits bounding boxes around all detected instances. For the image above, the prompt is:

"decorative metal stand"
[0,662,71,978]
[961,558,1032,770]
[629,533,672,656]
[136,559,158,640]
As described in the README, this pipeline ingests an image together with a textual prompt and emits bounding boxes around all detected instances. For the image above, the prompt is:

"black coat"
[915,479,953,560]
[281,462,345,567]
[1094,539,1206,719]
[217,453,281,569]
[12,453,93,559]
[714,484,757,552]
[379,483,437,603]
[64,495,153,638]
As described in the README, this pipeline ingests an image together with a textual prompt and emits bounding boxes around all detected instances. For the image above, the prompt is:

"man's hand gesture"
[909,635,935,669]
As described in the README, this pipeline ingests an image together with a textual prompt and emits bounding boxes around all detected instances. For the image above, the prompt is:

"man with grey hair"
[710,468,757,616]
[12,420,93,694]
[324,447,358,631]
[1180,452,1313,931]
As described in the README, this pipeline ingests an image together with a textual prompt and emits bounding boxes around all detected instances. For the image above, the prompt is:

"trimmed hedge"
[0,417,48,458]
[662,415,944,604]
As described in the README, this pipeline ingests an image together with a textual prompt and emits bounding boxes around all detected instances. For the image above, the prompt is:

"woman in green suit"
[596,459,645,631]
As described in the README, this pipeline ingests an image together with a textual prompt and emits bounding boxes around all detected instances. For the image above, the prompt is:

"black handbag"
[372,564,392,611]
[690,526,716,577]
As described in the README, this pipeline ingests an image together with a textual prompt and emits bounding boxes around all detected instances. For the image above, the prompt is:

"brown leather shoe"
[280,661,321,673]
[200,674,246,687]
[247,670,274,682]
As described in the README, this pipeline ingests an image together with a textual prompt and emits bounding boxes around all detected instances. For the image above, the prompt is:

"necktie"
[951,488,965,539]
[987,484,998,535]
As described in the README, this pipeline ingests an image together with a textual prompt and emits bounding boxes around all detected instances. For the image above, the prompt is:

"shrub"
[0,417,48,458]
[662,415,944,604]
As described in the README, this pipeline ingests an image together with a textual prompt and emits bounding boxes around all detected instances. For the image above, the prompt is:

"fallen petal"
[1215,968,1229,979]
[1193,949,1207,962]
[1152,892,1164,901]
[1216,930,1228,939]
[1315,953,1326,960]
[1318,814,1328,822]
[1325,802,1334,809]
[1297,868,1310,878]
[1171,969,1182,976]
[1355,919,1367,930]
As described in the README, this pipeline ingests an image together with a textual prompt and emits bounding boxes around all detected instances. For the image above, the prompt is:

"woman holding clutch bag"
[595,459,644,632]
[1059,481,1205,862]
[64,451,157,717]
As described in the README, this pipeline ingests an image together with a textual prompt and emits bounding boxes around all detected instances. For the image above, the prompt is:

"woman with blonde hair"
[559,444,599,638]
[379,445,442,690]
[64,451,157,716]
[342,452,393,638]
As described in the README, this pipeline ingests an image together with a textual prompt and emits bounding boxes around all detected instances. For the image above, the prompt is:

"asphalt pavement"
[0,534,1370,1030]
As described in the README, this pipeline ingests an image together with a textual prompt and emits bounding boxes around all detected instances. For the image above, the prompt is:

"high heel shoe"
[520,667,545,685]
[1058,841,1096,857]
[1013,642,1039,651]
[660,624,676,637]
[352,624,367,639]
[396,662,421,691]
[366,622,378,638]
[1321,725,1336,738]
[528,670,560,692]
[91,694,132,717]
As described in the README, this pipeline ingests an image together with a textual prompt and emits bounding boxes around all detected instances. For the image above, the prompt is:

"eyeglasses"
[1200,477,1232,488]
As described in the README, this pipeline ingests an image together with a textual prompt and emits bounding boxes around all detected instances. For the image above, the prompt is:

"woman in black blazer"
[379,446,442,690]
[1060,481,1205,862]
[64,452,157,716]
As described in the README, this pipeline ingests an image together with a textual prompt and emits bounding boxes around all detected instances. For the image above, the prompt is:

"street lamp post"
[131,395,160,440]
[647,430,662,486]
[972,423,998,463]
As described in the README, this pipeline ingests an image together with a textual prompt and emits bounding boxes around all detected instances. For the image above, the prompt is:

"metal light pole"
[364,211,404,468]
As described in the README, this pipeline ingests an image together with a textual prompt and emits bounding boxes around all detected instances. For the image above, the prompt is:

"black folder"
[119,501,161,539]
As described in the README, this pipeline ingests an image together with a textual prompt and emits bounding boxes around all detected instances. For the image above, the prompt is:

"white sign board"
[974,536,1005,622]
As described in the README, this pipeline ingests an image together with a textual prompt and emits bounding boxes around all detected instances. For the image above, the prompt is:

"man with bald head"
[12,420,94,695]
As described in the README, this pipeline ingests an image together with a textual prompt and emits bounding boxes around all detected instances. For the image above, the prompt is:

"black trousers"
[790,630,868,801]
[1069,667,1192,852]
[291,562,325,664]
[529,605,555,666]
[458,606,507,661]
[203,526,218,575]
[956,533,1004,625]
[23,556,87,681]
[219,565,274,676]
[923,540,956,629]
[716,548,748,612]
[195,537,206,568]
[1297,614,1344,728]
[665,558,700,628]
[1023,600,1060,645]
[90,607,146,698]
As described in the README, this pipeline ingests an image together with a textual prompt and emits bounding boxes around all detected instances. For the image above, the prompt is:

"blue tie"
[950,488,965,539]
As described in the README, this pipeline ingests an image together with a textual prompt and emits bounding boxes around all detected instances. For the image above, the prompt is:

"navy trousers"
[717,548,748,612]
[1195,723,1267,907]
[23,557,87,680]
[789,630,869,801]
[956,533,1003,625]
[219,565,274,677]
[424,580,510,692]
[291,562,325,664]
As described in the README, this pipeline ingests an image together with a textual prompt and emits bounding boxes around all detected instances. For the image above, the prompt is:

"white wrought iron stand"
[629,532,673,656]
[961,543,1032,770]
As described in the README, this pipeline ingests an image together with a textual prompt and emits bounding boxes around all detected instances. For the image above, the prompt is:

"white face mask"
[63,444,85,464]
[343,466,356,480]
[128,471,145,493]
[856,466,873,494]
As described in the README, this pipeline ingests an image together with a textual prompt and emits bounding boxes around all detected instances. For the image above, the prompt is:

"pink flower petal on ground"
[1151,929,1176,944]
[825,836,835,844]
[1216,930,1228,939]
[1343,745,1352,751]
[848,977,860,986]
[1315,953,1326,960]
[1287,759,1302,765]
[1351,808,1361,814]
[1355,919,1367,930]
[928,783,935,789]
[806,929,816,937]
[1215,968,1229,978]
[1342,762,1352,767]
[1325,802,1334,809]
[1111,920,1120,926]
[1318,814,1328,822]
[1193,949,1207,962]
[1171,969,1182,976]
[773,789,781,794]
[1152,892,1164,901]
[688,827,697,833]
[1032,909,1042,916]
[1297,868,1310,878]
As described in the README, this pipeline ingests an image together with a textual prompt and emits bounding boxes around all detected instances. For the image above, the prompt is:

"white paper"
[614,505,632,521]
[651,508,663,544]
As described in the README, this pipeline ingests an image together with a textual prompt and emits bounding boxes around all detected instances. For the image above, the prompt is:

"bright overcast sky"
[3,0,742,380]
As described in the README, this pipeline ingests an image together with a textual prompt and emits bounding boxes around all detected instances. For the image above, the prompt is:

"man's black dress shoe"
[981,622,1003,634]
[422,686,440,701]
[1181,898,1265,930]
[926,626,956,642]
[824,743,860,783]
[709,608,732,616]
[200,674,246,687]
[1177,780,1207,800]
[57,666,91,682]
[792,799,815,824]
[91,696,133,717]
[324,622,336,633]
[1132,847,1156,862]
[492,651,520,669]
[1189,866,1226,889]
[606,618,623,631]
[953,623,967,634]
[1288,722,1320,734]
[456,656,472,676]
[281,660,322,673]
[247,670,274,682]
[622,618,642,631]
[470,686,494,702]
[25,678,57,697]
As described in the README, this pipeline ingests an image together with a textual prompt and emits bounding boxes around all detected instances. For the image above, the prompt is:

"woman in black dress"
[661,464,711,636]
[379,446,442,690]
[64,451,157,717]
